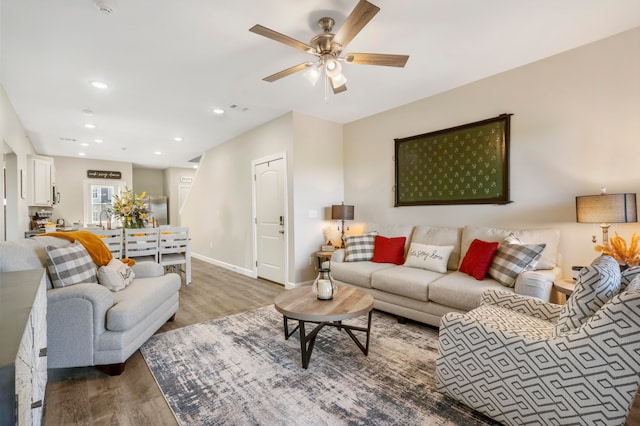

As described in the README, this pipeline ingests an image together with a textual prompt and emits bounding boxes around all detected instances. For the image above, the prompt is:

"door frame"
[251,152,289,286]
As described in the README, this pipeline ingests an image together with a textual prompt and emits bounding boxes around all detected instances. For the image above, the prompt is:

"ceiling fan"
[249,0,409,95]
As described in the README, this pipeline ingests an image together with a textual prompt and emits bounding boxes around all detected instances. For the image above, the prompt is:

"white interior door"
[254,157,286,284]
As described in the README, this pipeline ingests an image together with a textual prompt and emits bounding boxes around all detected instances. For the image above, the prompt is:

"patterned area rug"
[141,306,499,426]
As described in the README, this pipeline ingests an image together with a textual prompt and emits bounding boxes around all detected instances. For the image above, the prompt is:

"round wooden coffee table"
[274,286,374,369]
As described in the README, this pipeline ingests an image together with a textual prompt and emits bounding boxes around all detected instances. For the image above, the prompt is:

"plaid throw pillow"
[488,242,546,287]
[46,241,98,288]
[345,232,378,262]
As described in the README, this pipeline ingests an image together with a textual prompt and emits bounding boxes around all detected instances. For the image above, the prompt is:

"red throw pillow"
[372,236,406,265]
[459,239,500,280]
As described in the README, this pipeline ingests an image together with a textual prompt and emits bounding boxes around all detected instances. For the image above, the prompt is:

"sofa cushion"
[344,232,378,262]
[45,241,98,288]
[510,228,560,270]
[372,266,444,302]
[329,261,393,288]
[107,274,181,331]
[410,225,462,270]
[488,242,546,288]
[403,243,454,274]
[459,239,499,280]
[371,235,406,265]
[554,255,621,336]
[363,223,415,253]
[460,226,559,270]
[98,258,135,292]
[428,271,512,311]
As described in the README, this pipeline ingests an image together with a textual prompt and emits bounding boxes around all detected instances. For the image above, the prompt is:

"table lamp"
[331,202,354,248]
[576,189,637,245]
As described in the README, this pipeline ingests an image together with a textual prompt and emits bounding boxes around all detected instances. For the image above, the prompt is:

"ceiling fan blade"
[331,0,380,53]
[345,53,409,67]
[263,62,314,82]
[249,24,315,54]
[329,77,348,94]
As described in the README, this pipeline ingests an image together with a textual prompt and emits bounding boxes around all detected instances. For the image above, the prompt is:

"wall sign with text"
[87,170,122,179]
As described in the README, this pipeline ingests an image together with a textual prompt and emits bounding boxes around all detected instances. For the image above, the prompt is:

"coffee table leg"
[282,316,299,340]
[342,310,372,356]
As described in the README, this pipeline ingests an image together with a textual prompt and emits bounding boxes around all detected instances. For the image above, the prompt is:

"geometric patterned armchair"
[436,255,640,425]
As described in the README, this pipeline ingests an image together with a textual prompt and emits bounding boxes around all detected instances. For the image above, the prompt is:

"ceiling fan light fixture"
[303,64,322,86]
[324,58,341,77]
[330,72,347,88]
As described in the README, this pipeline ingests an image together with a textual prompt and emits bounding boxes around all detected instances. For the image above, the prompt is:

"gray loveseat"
[0,236,181,375]
[328,223,561,327]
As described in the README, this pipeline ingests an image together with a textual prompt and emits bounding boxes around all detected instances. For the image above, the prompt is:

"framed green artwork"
[394,114,512,206]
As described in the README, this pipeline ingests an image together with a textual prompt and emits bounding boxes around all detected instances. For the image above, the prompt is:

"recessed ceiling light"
[90,80,110,90]
[173,137,183,142]
[193,164,198,169]
[78,152,86,156]
[213,108,225,115]
[80,143,89,147]
[94,139,103,143]
[84,123,96,129]
[154,151,162,155]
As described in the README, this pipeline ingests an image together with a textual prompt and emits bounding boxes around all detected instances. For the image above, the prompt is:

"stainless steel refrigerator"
[144,195,168,225]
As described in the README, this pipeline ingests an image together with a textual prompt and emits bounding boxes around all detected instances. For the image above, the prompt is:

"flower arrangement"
[111,188,150,228]
[595,232,640,267]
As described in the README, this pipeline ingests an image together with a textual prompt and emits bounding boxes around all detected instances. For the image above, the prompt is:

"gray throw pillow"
[45,241,98,288]
[344,232,378,262]
[488,242,546,287]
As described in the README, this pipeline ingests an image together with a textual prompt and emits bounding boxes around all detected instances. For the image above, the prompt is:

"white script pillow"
[403,243,454,273]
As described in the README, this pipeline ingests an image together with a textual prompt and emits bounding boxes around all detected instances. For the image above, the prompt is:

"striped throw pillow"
[46,241,98,288]
[488,242,546,287]
[344,232,378,262]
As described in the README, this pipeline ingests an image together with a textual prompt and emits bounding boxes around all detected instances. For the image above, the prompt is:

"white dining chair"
[124,228,159,263]
[86,227,123,259]
[158,226,191,285]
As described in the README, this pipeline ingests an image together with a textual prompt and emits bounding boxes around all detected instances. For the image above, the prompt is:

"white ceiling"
[2,0,639,169]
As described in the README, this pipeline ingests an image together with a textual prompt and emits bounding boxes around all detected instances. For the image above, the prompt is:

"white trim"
[191,252,257,279]
[251,152,289,286]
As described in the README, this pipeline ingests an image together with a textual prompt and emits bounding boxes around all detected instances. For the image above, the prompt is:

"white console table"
[0,269,48,426]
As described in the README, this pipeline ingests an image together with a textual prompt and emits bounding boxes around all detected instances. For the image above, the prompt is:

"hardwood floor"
[44,258,640,425]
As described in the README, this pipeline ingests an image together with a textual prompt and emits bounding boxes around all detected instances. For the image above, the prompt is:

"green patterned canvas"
[395,115,511,206]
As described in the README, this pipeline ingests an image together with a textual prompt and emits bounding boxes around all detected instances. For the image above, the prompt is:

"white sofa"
[0,236,181,375]
[328,224,561,327]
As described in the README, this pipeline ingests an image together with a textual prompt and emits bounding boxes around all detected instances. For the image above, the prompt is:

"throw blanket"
[38,230,135,266]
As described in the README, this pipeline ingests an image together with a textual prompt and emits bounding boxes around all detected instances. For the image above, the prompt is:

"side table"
[314,250,334,269]
[553,279,576,302]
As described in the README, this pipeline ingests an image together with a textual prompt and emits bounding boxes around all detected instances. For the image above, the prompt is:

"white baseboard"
[191,252,256,278]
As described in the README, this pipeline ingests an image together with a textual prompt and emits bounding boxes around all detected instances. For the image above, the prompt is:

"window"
[83,179,126,226]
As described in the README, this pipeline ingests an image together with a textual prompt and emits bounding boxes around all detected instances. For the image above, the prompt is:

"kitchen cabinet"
[28,155,55,207]
[0,269,48,426]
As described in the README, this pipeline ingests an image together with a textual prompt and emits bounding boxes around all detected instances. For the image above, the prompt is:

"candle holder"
[312,268,337,300]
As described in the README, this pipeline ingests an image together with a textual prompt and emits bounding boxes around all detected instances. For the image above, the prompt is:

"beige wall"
[51,156,133,226]
[132,168,164,196]
[181,112,344,286]
[291,112,343,282]
[1,86,37,239]
[182,113,294,278]
[342,28,640,276]
[163,167,196,226]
